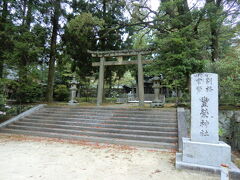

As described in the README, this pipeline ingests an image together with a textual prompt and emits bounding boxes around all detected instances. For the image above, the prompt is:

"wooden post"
[137,54,144,106]
[97,57,105,106]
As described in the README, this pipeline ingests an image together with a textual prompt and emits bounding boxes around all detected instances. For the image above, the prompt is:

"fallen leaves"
[151,169,162,174]
[0,133,137,151]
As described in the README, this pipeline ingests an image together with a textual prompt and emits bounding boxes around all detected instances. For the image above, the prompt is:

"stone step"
[40,108,177,114]
[7,124,178,143]
[0,128,177,150]
[22,116,177,127]
[27,114,177,122]
[19,118,178,132]
[44,106,176,111]
[13,121,178,137]
[42,107,176,114]
[34,111,177,119]
[0,106,178,150]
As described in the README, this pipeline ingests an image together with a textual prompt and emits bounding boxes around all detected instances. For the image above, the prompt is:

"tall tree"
[64,0,128,88]
[63,12,104,79]
[144,0,206,91]
[46,0,61,102]
[0,0,12,78]
[0,0,8,78]
[5,0,46,82]
[18,0,33,81]
[127,0,240,91]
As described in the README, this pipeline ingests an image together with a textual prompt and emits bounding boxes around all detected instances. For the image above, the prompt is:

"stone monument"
[150,76,165,107]
[176,73,240,177]
[68,76,79,105]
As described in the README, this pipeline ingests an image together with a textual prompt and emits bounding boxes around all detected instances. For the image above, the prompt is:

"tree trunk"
[210,27,220,62]
[46,0,61,102]
[25,0,33,29]
[19,0,33,82]
[0,0,8,78]
[100,0,107,50]
[22,0,27,26]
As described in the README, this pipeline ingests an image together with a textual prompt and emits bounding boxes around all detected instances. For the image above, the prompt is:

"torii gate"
[87,49,153,106]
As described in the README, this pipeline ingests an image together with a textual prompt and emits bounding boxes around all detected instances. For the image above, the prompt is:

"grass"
[219,105,240,110]
[44,101,178,110]
[236,159,240,168]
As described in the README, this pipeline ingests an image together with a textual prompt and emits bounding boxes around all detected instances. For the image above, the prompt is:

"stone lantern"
[68,75,79,105]
[151,75,165,107]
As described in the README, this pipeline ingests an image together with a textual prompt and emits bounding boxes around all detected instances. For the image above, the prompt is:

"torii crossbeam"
[88,49,154,106]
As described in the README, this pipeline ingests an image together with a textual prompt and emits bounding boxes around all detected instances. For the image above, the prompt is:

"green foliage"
[5,6,47,81]
[76,97,117,104]
[113,71,135,87]
[132,29,152,49]
[54,85,69,101]
[64,1,128,88]
[64,13,104,78]
[15,81,43,103]
[1,79,18,101]
[147,18,206,91]
[205,47,240,105]
[67,13,105,46]
[219,128,224,137]
[0,104,34,123]
[142,0,239,94]
[55,62,74,85]
[0,0,239,105]
[5,105,33,116]
[0,93,5,109]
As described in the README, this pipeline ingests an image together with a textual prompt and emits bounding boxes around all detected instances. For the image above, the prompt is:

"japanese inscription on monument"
[191,73,219,143]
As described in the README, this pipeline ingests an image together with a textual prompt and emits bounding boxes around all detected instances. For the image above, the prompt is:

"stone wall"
[184,109,240,150]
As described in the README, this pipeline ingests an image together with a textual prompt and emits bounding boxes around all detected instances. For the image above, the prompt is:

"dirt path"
[0,134,218,180]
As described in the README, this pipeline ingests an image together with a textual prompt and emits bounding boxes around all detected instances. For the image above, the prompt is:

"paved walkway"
[0,134,219,180]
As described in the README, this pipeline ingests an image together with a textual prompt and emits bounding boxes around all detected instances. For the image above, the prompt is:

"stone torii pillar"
[137,54,144,106]
[97,57,105,106]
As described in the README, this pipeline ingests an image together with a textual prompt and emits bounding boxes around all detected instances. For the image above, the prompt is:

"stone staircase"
[0,106,178,150]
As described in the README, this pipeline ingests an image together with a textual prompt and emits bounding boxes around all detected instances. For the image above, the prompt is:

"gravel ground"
[0,134,219,180]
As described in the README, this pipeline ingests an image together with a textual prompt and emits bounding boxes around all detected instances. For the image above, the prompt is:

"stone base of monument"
[150,101,164,108]
[68,100,79,105]
[150,95,165,108]
[182,138,231,166]
[176,138,240,179]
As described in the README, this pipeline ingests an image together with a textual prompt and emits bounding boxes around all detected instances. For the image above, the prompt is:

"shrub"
[15,81,43,103]
[54,85,69,101]
[3,79,19,100]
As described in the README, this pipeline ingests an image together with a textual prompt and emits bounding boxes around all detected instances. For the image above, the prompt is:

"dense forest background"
[0,0,240,106]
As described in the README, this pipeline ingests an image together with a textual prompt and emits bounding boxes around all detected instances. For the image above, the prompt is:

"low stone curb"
[177,107,188,151]
[0,104,46,128]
